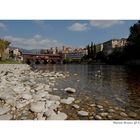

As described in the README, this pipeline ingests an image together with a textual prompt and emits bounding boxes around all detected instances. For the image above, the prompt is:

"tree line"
[83,20,140,65]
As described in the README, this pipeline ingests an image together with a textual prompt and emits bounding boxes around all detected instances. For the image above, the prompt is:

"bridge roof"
[22,53,63,57]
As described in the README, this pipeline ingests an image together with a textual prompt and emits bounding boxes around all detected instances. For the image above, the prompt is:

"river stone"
[100,108,104,111]
[114,107,119,110]
[72,104,80,109]
[0,114,13,120]
[128,112,137,118]
[30,102,46,113]
[107,115,113,119]
[116,97,125,104]
[49,77,55,80]
[44,109,56,117]
[44,85,52,92]
[100,112,108,117]
[13,87,25,93]
[35,85,44,91]
[108,109,115,113]
[89,116,94,119]
[33,95,43,101]
[95,115,102,120]
[46,100,55,108]
[11,107,16,111]
[46,103,59,110]
[90,104,96,107]
[64,87,76,93]
[6,98,16,106]
[53,88,58,91]
[47,112,67,120]
[49,95,61,101]
[0,93,15,101]
[0,107,10,115]
[15,102,27,109]
[119,108,126,112]
[114,107,125,111]
[21,94,32,100]
[97,105,104,109]
[78,111,89,116]
[37,113,46,120]
[60,97,75,105]
[75,100,81,104]
[31,89,35,93]
[38,91,49,98]
[120,112,128,117]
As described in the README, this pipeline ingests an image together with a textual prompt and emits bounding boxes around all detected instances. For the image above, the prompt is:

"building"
[9,48,23,62]
[13,48,21,56]
[102,38,127,55]
[64,52,85,60]
[62,46,88,60]
[62,46,74,54]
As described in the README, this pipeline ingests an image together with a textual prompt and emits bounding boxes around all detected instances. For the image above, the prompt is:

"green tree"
[86,44,90,58]
[0,39,11,60]
[107,47,123,64]
[90,42,94,58]
[123,20,140,60]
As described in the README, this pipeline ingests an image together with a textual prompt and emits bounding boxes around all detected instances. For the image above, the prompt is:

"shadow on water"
[124,66,140,111]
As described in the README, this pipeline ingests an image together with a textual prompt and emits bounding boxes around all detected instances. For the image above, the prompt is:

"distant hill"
[9,47,41,54]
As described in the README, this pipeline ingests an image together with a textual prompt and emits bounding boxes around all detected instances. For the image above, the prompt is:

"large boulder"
[0,114,13,120]
[45,100,60,110]
[60,97,75,105]
[30,102,46,113]
[21,94,32,100]
[49,95,61,101]
[0,107,10,115]
[44,109,56,117]
[47,112,67,120]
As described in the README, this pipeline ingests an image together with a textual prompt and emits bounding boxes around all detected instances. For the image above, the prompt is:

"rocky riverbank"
[0,64,139,120]
[0,64,75,120]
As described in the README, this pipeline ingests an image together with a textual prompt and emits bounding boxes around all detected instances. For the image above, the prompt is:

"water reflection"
[36,64,140,112]
[124,66,140,111]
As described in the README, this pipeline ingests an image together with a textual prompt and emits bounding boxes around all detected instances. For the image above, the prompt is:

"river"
[35,64,140,119]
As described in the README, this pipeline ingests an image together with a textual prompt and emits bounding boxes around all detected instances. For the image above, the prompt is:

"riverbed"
[35,64,140,120]
[0,64,140,120]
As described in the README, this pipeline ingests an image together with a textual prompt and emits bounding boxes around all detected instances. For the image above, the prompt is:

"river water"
[35,64,140,119]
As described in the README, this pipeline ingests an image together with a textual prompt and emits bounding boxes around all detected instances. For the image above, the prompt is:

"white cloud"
[89,20,124,28]
[0,22,7,30]
[4,35,67,50]
[68,22,89,31]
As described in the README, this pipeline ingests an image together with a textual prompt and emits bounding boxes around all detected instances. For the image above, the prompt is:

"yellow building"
[102,38,127,55]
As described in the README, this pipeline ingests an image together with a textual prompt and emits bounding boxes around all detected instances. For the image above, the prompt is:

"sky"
[0,20,138,50]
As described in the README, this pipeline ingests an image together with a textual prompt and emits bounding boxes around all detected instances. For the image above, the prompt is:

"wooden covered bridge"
[22,53,64,64]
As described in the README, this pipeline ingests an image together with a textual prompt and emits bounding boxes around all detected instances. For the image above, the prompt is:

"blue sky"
[0,20,138,50]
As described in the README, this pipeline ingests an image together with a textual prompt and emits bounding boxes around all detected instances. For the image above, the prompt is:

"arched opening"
[26,59,31,65]
[35,59,40,65]
[43,60,48,64]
